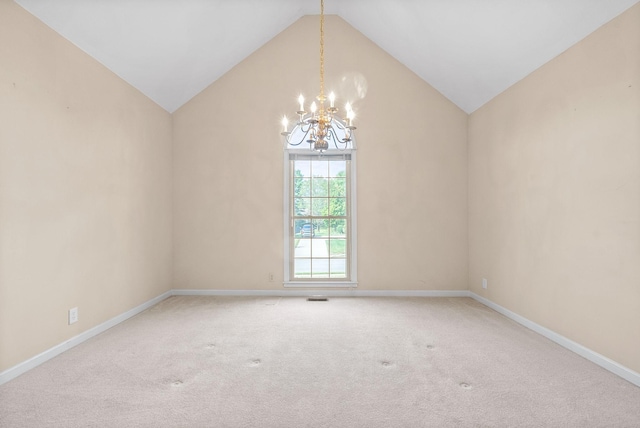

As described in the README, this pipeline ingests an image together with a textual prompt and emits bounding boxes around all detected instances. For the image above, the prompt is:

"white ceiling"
[14,0,640,113]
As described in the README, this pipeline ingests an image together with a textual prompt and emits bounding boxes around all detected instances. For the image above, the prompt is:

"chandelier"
[280,0,356,152]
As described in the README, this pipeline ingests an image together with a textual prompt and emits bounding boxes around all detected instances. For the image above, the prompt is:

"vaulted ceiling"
[13,0,640,113]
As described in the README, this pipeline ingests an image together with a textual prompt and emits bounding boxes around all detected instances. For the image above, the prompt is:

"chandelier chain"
[319,0,325,101]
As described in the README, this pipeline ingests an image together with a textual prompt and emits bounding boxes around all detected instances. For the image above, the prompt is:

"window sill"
[284,281,358,288]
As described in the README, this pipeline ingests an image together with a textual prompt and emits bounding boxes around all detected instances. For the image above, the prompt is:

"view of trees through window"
[291,156,349,279]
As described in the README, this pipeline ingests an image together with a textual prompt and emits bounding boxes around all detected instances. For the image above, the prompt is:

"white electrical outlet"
[68,307,78,325]
[268,273,274,282]
[482,278,488,289]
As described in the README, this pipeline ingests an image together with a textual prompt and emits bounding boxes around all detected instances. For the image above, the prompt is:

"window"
[283,139,357,286]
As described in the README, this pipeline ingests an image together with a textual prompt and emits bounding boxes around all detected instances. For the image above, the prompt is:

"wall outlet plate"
[68,307,78,325]
[482,278,488,289]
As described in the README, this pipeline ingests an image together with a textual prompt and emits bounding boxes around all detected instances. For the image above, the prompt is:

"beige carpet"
[1,296,639,427]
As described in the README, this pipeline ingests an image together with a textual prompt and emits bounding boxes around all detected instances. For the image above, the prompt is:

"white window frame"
[283,149,357,288]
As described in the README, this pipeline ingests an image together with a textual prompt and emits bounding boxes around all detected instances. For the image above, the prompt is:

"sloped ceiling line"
[14,0,640,113]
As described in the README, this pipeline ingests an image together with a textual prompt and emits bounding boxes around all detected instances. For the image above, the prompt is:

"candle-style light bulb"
[298,94,305,111]
[329,92,336,108]
[346,105,355,126]
[282,116,288,133]
[310,101,317,114]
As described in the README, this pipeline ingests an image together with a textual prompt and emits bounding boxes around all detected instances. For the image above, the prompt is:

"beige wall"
[172,15,468,291]
[0,0,173,372]
[469,3,640,373]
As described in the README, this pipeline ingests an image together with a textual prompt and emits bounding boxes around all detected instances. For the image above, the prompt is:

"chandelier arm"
[288,123,314,146]
[325,126,337,147]
[332,119,347,131]
[326,125,349,150]
[330,119,354,143]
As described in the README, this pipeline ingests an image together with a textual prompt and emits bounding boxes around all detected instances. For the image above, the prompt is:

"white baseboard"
[0,290,172,386]
[172,289,470,298]
[468,292,640,388]
[3,289,638,389]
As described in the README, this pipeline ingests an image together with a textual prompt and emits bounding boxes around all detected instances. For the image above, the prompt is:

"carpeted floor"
[1,296,639,427]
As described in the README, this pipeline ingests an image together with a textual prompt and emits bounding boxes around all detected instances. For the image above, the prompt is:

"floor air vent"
[307,295,328,301]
